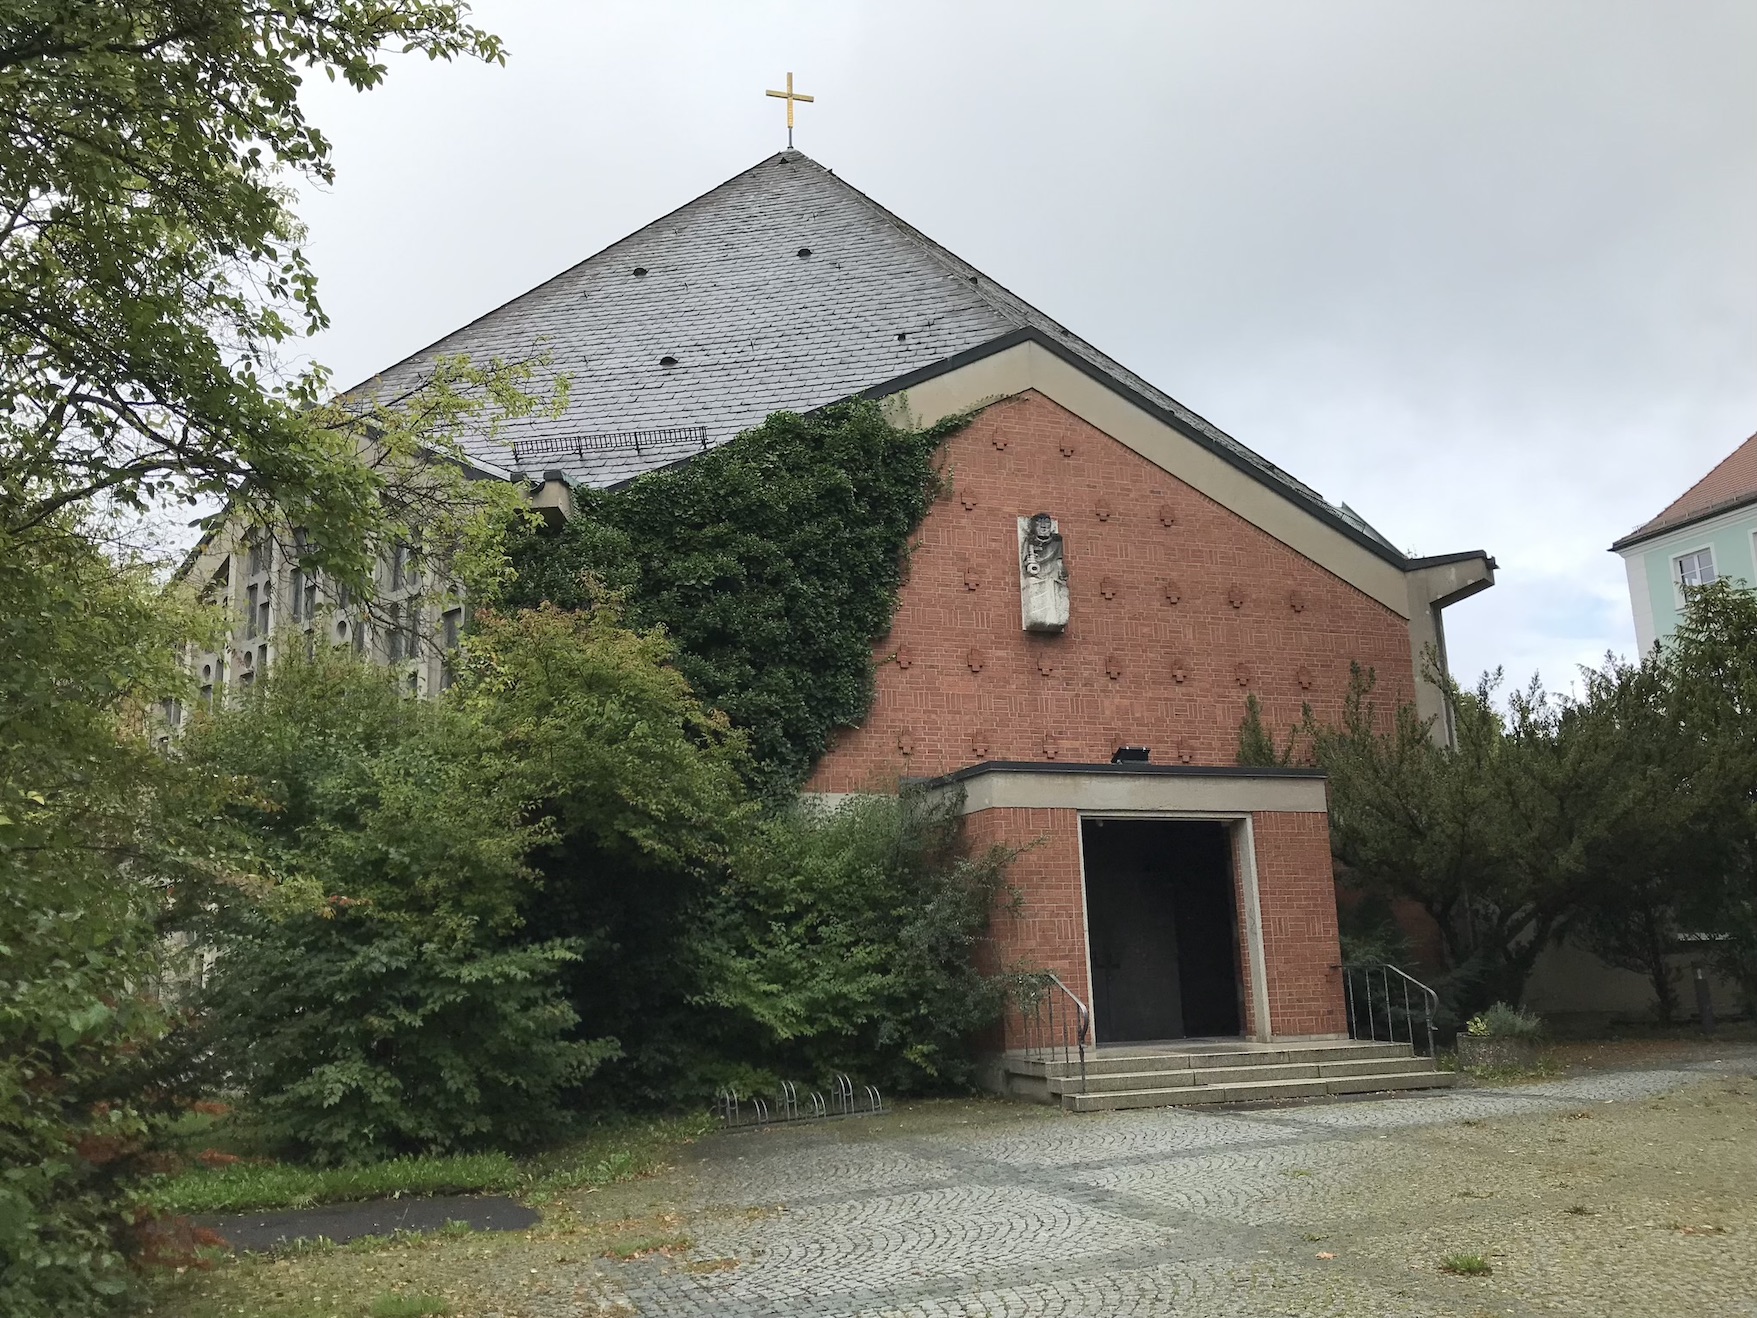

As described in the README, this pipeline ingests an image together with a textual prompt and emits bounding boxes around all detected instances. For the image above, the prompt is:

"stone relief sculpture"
[1018,512,1069,633]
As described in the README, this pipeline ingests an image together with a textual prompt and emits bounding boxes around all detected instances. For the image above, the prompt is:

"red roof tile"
[1619,431,1757,547]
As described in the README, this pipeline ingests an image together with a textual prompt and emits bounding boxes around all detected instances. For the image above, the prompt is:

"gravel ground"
[156,1047,1757,1318]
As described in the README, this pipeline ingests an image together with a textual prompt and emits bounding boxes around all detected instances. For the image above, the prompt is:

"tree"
[1,4,519,1306]
[1564,657,1714,1022]
[1662,580,1757,1011]
[0,523,205,1316]
[1301,666,1600,1018]
[0,1,527,580]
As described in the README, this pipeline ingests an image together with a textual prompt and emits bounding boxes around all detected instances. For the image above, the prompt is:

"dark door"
[1082,818,1242,1043]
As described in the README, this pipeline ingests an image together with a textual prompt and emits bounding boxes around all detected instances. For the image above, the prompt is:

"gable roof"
[354,149,1398,553]
[1612,431,1757,551]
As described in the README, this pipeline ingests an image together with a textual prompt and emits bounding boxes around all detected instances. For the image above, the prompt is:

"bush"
[174,641,617,1162]
[175,606,748,1153]
[699,788,1015,1093]
[197,908,611,1163]
[1464,1002,1544,1040]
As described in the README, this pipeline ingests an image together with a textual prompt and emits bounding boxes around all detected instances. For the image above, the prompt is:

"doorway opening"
[1081,818,1242,1043]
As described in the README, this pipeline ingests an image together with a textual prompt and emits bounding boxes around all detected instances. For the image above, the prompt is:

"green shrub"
[174,644,622,1163]
[699,788,1015,1093]
[176,607,748,1152]
[1465,1002,1544,1040]
[196,909,610,1163]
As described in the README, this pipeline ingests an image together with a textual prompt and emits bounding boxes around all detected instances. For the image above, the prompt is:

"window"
[440,607,464,691]
[290,568,304,621]
[1676,547,1717,592]
[387,603,404,662]
[245,584,259,639]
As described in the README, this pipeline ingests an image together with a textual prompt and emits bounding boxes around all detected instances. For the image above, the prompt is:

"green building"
[1613,432,1757,654]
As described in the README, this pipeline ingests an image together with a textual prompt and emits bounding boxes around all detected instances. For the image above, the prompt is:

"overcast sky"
[290,0,1757,694]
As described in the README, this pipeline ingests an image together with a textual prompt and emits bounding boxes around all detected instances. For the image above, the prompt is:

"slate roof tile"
[351,151,1395,550]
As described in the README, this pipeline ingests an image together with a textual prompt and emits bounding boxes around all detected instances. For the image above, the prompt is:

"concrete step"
[1060,1068,1457,1113]
[1049,1054,1426,1096]
[1027,1040,1415,1081]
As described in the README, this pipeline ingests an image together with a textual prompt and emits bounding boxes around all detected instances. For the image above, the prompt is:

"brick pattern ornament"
[1017,512,1070,633]
[805,392,1419,791]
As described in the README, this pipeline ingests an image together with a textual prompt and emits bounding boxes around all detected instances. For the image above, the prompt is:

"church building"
[192,150,1495,1086]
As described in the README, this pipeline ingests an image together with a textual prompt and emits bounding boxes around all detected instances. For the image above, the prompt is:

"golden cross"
[765,72,814,149]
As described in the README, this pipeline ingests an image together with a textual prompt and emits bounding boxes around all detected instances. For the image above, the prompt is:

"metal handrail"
[1021,972,1090,1096]
[1343,961,1439,1058]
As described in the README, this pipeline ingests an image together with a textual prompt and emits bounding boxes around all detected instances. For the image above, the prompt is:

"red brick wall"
[964,807,1089,1051]
[1250,810,1347,1037]
[805,389,1416,792]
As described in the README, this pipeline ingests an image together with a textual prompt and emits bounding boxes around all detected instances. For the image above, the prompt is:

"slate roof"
[1612,431,1757,551]
[354,150,1398,552]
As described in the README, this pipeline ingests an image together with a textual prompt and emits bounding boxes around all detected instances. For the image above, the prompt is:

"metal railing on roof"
[510,425,710,466]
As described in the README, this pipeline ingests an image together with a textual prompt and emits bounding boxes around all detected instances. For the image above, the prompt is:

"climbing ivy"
[505,400,965,796]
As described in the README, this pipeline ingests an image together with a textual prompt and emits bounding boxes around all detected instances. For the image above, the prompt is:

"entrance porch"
[934,761,1350,1052]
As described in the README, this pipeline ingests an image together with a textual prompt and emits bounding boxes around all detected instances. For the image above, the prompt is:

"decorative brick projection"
[1250,810,1347,1037]
[964,807,1089,1052]
[806,390,1417,792]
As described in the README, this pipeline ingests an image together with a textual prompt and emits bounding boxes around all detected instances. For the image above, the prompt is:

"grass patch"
[368,1295,448,1318]
[149,1112,718,1214]
[601,1231,691,1260]
[151,1152,521,1215]
[1439,1252,1493,1276]
[1468,1055,1564,1085]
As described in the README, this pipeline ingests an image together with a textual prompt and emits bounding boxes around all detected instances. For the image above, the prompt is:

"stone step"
[1027,1040,1414,1080]
[1060,1068,1457,1113]
[1048,1054,1426,1095]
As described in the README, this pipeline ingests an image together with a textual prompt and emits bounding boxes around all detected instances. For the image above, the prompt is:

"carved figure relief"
[1017,512,1070,633]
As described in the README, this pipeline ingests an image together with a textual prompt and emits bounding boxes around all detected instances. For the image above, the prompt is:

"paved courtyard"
[574,1053,1757,1318]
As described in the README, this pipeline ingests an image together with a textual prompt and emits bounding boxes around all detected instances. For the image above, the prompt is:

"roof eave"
[1611,490,1757,553]
[853,327,1462,575]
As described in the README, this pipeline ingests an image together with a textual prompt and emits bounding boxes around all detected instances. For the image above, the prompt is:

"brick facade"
[965,806,1092,1022]
[806,390,1416,792]
[810,389,1405,1043]
[1248,810,1348,1038]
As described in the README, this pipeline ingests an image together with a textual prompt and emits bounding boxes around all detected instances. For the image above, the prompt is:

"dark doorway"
[1082,819,1242,1043]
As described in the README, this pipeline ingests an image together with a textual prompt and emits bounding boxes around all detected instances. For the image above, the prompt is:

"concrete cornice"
[861,331,1494,620]
[918,761,1330,816]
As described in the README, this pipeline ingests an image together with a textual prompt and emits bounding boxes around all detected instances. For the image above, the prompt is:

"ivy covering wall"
[505,400,964,795]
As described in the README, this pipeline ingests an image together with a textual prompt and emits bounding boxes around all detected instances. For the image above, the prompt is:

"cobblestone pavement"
[574,1053,1757,1318]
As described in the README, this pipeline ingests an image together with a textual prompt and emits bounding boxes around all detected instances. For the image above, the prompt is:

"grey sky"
[291,0,1757,694]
